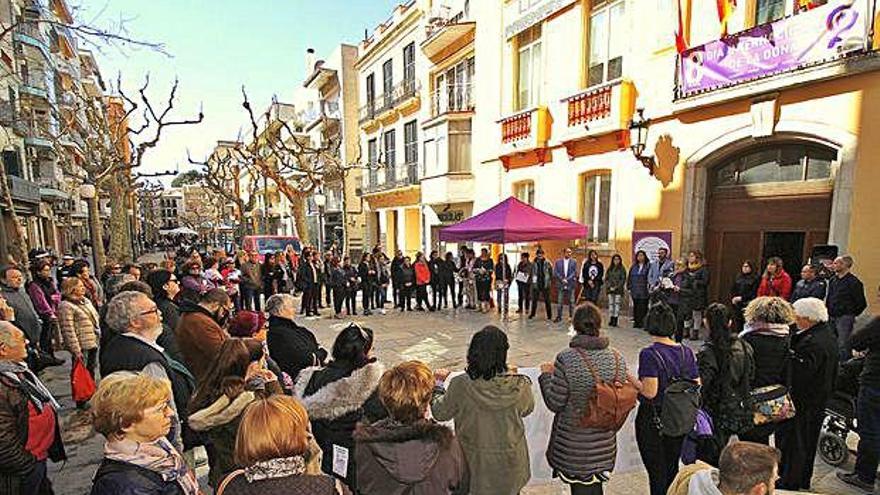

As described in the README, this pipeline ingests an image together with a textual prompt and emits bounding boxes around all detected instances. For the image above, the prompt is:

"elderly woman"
[294,323,386,491]
[738,296,795,445]
[432,325,534,495]
[90,373,198,495]
[180,261,210,296]
[355,361,469,494]
[216,395,345,494]
[188,338,282,488]
[539,303,631,495]
[776,297,838,491]
[58,277,100,408]
[27,259,63,364]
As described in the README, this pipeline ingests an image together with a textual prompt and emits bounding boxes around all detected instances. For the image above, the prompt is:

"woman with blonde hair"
[216,395,346,495]
[58,276,100,408]
[90,373,199,495]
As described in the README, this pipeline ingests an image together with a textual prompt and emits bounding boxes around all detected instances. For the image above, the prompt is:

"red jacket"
[414,262,431,286]
[757,270,793,300]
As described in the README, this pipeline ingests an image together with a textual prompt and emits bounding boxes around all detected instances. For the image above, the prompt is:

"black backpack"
[651,346,701,437]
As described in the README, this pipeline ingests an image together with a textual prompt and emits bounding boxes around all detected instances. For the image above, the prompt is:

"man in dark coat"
[827,255,867,361]
[776,297,839,491]
[1,267,42,345]
[791,264,827,302]
[299,252,320,317]
[838,316,880,492]
[0,322,65,495]
[175,288,232,382]
[390,250,404,309]
[265,294,326,382]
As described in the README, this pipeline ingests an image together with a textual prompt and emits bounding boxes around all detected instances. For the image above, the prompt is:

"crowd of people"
[0,243,876,495]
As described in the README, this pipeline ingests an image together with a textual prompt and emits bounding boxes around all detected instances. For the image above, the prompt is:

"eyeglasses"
[140,306,160,316]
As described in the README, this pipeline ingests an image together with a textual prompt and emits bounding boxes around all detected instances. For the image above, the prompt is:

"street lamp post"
[314,189,326,251]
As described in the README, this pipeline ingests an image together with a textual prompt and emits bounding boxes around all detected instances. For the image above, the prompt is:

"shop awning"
[439,196,587,243]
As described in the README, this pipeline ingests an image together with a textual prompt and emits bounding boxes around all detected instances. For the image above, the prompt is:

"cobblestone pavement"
[43,292,862,494]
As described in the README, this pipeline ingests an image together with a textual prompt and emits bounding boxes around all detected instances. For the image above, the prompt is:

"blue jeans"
[855,385,880,484]
[557,285,574,319]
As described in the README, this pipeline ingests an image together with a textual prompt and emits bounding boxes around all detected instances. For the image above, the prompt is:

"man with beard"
[100,291,194,449]
[174,288,232,382]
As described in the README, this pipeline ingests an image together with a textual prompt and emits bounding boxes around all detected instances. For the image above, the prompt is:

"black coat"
[827,273,867,318]
[742,333,790,389]
[400,266,416,288]
[90,459,184,495]
[266,315,327,382]
[697,338,755,434]
[438,260,456,285]
[851,317,880,389]
[390,257,404,285]
[730,274,760,310]
[680,266,710,311]
[791,278,827,302]
[428,258,444,286]
[358,262,376,289]
[790,322,839,411]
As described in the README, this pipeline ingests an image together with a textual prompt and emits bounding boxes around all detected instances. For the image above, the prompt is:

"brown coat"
[175,302,227,381]
[57,298,100,356]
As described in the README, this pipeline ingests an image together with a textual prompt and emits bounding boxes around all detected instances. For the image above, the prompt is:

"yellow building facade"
[471,0,880,308]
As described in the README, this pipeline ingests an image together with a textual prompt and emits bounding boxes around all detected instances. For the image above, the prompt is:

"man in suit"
[553,248,578,323]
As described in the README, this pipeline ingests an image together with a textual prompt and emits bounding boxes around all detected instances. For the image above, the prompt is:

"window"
[382,59,393,108]
[583,172,612,243]
[367,138,377,185]
[519,0,543,13]
[712,143,836,187]
[516,25,542,111]
[755,0,786,25]
[588,1,625,87]
[403,42,415,87]
[404,121,418,164]
[435,56,475,114]
[514,181,535,205]
[383,129,396,182]
[366,73,375,107]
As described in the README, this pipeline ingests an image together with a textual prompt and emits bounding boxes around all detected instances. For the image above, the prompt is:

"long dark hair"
[704,303,735,399]
[332,323,375,369]
[610,253,623,268]
[189,338,264,414]
[466,326,509,380]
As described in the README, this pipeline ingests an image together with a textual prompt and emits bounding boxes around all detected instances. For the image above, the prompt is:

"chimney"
[305,48,316,79]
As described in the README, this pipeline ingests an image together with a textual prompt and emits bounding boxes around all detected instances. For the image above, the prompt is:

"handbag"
[750,384,796,425]
[70,356,96,403]
[515,271,530,283]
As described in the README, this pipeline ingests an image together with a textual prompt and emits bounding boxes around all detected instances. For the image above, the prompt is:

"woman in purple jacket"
[27,259,63,364]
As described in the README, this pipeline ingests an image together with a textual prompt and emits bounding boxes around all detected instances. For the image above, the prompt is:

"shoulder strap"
[215,468,245,495]
[573,347,603,385]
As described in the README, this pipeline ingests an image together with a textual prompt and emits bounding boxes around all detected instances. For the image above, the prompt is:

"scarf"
[244,455,306,482]
[0,361,59,412]
[81,277,99,306]
[104,437,199,495]
[688,261,703,271]
[738,321,790,339]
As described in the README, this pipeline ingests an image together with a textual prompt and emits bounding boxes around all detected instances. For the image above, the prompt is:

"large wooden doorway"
[704,143,835,302]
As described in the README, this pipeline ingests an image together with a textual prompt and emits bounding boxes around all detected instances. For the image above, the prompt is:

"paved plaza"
[43,299,862,494]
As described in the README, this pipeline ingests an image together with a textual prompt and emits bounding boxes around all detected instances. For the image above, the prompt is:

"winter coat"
[431,373,534,495]
[789,322,839,412]
[757,270,793,300]
[530,258,552,289]
[538,335,627,481]
[428,258,444,287]
[415,262,431,286]
[0,285,41,342]
[851,316,880,390]
[680,265,710,311]
[295,361,388,489]
[580,261,604,287]
[515,261,532,285]
[697,338,755,434]
[266,315,327,382]
[358,262,376,289]
[604,264,627,295]
[220,470,342,495]
[494,262,513,286]
[90,459,185,495]
[627,263,650,300]
[58,298,100,356]
[354,418,469,495]
[827,272,868,318]
[240,261,262,291]
[729,273,760,310]
[667,461,722,495]
[438,260,456,285]
[27,279,59,321]
[473,258,494,283]
[189,380,282,488]
[391,257,404,285]
[741,332,790,389]
[400,266,416,288]
[0,371,66,495]
[156,297,181,336]
[791,277,827,302]
[175,301,228,382]
[261,264,285,295]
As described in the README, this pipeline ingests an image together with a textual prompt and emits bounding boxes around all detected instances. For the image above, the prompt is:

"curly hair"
[744,296,795,325]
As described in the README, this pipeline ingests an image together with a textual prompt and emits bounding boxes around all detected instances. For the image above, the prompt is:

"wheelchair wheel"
[819,431,849,466]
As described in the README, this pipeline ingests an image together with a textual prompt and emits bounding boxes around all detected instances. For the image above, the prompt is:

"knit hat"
[228,311,266,338]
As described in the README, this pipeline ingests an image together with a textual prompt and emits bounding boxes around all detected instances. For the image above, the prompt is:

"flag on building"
[717,0,736,37]
[675,0,690,53]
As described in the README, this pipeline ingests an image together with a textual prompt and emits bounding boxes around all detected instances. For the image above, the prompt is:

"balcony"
[305,100,341,132]
[422,8,475,63]
[557,80,636,159]
[497,106,552,170]
[674,0,876,104]
[430,82,474,119]
[23,120,54,149]
[7,175,41,204]
[374,79,421,126]
[362,160,420,196]
[13,23,52,62]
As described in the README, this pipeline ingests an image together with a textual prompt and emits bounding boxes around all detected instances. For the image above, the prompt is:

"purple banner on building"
[678,0,868,97]
[633,231,673,263]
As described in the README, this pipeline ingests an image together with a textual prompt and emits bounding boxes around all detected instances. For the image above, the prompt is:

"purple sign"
[633,231,673,264]
[678,0,867,96]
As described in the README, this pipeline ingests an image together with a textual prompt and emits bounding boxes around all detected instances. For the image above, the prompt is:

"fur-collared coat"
[294,361,388,489]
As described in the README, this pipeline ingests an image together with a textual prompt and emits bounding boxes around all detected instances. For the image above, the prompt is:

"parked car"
[241,235,302,261]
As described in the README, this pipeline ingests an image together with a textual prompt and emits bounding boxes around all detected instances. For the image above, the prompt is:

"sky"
[80,0,401,181]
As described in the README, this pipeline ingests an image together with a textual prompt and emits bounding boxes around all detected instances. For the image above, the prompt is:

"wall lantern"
[628,108,656,176]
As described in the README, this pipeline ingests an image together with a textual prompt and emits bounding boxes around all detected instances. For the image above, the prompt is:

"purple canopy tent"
[439,196,587,243]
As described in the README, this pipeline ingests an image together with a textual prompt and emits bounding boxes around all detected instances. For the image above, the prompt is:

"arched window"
[712,143,835,188]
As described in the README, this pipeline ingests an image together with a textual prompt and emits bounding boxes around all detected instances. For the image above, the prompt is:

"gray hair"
[105,274,137,299]
[793,297,829,323]
[265,293,296,316]
[105,291,151,334]
[0,321,20,346]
